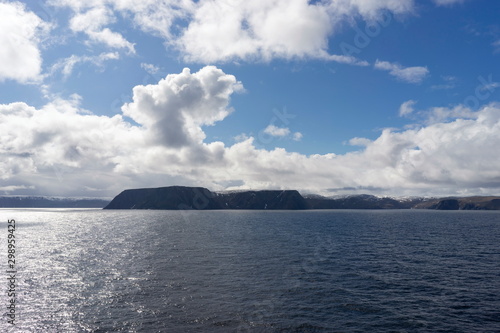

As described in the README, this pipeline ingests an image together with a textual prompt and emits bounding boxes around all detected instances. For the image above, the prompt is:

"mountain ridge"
[0,196,110,208]
[103,186,500,210]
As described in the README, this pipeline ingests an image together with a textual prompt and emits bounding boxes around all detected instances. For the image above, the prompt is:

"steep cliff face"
[104,187,308,210]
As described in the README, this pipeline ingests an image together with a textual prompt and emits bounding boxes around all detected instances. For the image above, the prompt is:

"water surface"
[1,209,499,332]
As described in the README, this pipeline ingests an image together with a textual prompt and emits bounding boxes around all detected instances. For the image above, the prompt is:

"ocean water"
[0,209,499,332]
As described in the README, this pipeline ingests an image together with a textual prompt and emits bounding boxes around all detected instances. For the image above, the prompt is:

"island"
[103,186,500,210]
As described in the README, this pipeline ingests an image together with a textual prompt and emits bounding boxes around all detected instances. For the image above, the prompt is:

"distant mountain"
[103,186,500,210]
[304,194,425,209]
[0,196,109,208]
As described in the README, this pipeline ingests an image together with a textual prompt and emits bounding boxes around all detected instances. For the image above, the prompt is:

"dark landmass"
[219,190,308,210]
[3,187,497,210]
[104,186,308,210]
[103,186,500,210]
[413,196,500,210]
[304,194,425,210]
[103,186,221,210]
[0,196,109,208]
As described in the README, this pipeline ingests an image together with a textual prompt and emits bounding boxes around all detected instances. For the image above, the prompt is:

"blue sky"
[1,0,500,198]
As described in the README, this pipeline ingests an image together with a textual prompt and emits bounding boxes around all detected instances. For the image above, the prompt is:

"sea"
[0,209,499,332]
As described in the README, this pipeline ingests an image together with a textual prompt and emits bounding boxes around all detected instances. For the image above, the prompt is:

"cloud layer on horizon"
[1,66,500,198]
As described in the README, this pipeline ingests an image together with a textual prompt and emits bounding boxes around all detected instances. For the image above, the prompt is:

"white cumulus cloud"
[178,0,333,62]
[263,125,291,137]
[2,66,500,198]
[177,0,417,63]
[49,0,416,63]
[68,5,135,53]
[122,66,244,148]
[0,2,51,83]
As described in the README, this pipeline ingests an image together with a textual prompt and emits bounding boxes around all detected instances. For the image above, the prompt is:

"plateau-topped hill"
[103,186,221,210]
[104,186,308,210]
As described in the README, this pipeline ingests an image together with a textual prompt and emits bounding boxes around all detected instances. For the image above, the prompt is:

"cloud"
[431,75,457,90]
[111,0,194,39]
[0,185,35,193]
[424,105,476,124]
[332,0,415,18]
[140,63,160,75]
[262,125,303,142]
[122,66,244,148]
[0,97,143,196]
[68,5,135,53]
[374,60,429,83]
[2,66,500,198]
[293,132,303,141]
[0,2,51,83]
[432,0,465,6]
[51,52,120,78]
[234,133,251,142]
[479,80,500,93]
[178,0,334,62]
[493,40,500,53]
[398,103,477,125]
[326,54,370,66]
[474,74,500,101]
[263,125,291,137]
[399,100,417,117]
[348,137,372,147]
[223,103,500,196]
[49,0,415,63]
[178,0,416,63]
[49,0,193,39]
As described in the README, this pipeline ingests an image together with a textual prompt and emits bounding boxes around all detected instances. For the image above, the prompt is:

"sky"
[1,0,500,198]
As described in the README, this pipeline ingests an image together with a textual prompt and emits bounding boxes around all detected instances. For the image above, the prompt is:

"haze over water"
[1,209,499,332]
